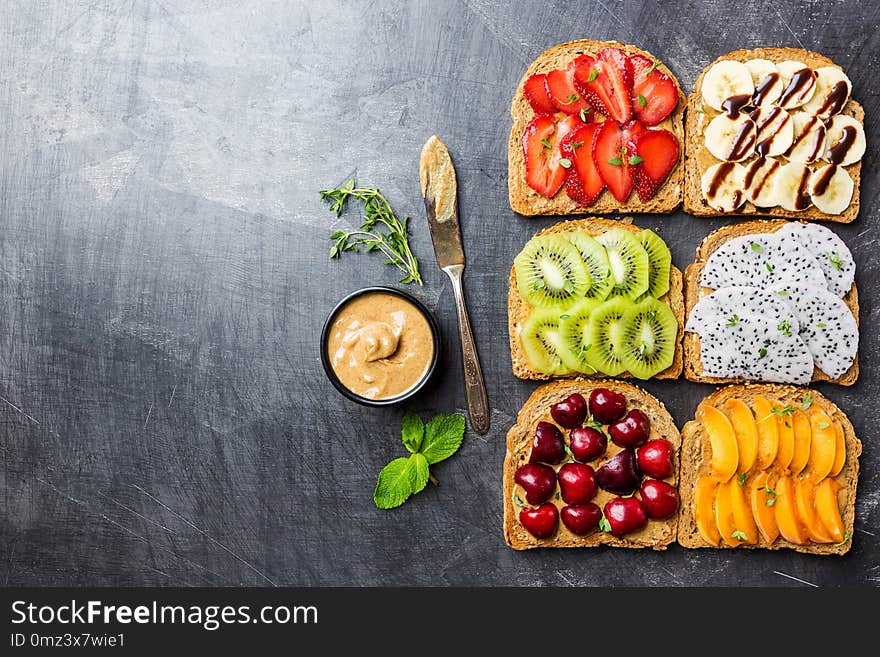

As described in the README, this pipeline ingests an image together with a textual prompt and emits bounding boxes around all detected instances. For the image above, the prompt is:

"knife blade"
[419,136,490,435]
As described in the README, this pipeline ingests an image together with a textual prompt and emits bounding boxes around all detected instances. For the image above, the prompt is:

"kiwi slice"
[520,309,572,375]
[514,235,590,309]
[564,232,614,301]
[583,297,633,376]
[617,297,677,380]
[596,228,650,300]
[637,229,672,298]
[558,299,601,373]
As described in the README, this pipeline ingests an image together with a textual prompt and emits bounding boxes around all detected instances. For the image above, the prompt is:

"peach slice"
[773,400,795,473]
[694,476,721,546]
[805,409,836,483]
[700,404,739,481]
[714,478,741,547]
[829,421,846,478]
[727,478,758,544]
[794,478,832,543]
[789,410,812,477]
[815,478,845,543]
[723,399,758,474]
[774,476,805,544]
[750,471,780,543]
[752,396,779,471]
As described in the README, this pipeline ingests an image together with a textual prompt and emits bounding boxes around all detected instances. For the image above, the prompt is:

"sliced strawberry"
[561,123,604,206]
[574,48,633,124]
[523,73,557,114]
[593,120,645,203]
[627,128,680,202]
[545,62,592,115]
[629,54,679,126]
[523,114,580,197]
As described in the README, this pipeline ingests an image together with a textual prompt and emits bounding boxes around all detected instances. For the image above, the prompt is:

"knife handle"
[444,264,490,435]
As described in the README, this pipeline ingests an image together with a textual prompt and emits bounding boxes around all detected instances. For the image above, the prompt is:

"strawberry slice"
[561,123,604,206]
[523,114,581,197]
[629,54,679,126]
[523,73,557,114]
[574,48,633,124]
[593,120,645,203]
[627,128,680,202]
[545,62,592,115]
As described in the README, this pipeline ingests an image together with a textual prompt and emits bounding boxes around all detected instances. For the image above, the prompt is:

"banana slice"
[751,105,793,157]
[704,113,757,161]
[776,61,817,109]
[702,60,754,111]
[809,164,854,215]
[702,162,748,212]
[744,59,783,105]
[785,111,827,163]
[823,115,866,166]
[744,157,783,207]
[772,161,813,211]
[800,67,851,119]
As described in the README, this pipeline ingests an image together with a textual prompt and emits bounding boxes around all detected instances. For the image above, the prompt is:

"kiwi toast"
[509,217,683,381]
[684,48,863,222]
[504,380,680,550]
[678,384,860,554]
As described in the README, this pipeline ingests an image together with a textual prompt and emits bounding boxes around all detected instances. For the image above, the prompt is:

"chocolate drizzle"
[722,94,753,118]
[744,158,780,200]
[785,115,826,162]
[827,126,857,164]
[779,68,816,107]
[728,119,757,160]
[817,81,849,118]
[794,167,812,210]
[812,164,837,196]
[751,106,790,156]
[752,73,780,105]
[707,162,736,198]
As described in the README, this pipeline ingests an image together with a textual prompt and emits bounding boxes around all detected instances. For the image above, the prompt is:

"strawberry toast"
[509,40,685,216]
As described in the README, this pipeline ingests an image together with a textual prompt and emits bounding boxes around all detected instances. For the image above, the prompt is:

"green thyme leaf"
[758,347,768,359]
[726,314,740,327]
[566,93,580,103]
[599,516,612,532]
[801,394,813,411]
[637,93,647,107]
[818,422,830,430]
[696,105,706,113]
[750,241,764,253]
[628,155,644,165]
[559,157,572,168]
[580,108,591,122]
[540,138,553,149]
[829,252,844,271]
[608,157,623,166]
[570,141,584,149]
[737,473,747,487]
[731,530,748,541]
[588,69,599,82]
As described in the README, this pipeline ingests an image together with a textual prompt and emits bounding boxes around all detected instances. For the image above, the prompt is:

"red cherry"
[609,409,651,447]
[589,388,627,424]
[637,439,675,479]
[595,448,641,495]
[561,503,602,535]
[519,503,559,539]
[529,421,566,464]
[557,462,598,504]
[514,464,557,505]
[639,479,679,519]
[603,497,648,536]
[550,393,588,428]
[569,426,607,462]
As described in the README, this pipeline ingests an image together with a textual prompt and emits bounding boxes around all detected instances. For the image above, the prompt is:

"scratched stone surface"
[1,0,878,587]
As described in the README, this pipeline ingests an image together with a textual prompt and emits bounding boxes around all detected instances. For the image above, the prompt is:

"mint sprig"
[374,412,466,509]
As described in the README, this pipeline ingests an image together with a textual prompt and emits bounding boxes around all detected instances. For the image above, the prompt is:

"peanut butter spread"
[419,135,457,223]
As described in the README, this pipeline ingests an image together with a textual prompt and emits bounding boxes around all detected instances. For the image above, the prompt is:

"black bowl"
[320,286,441,407]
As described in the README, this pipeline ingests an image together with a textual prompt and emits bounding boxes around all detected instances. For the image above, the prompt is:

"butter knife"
[419,136,490,435]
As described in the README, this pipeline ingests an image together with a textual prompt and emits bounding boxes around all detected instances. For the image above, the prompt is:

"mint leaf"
[420,414,466,464]
[374,457,416,509]
[409,453,430,494]
[401,412,425,454]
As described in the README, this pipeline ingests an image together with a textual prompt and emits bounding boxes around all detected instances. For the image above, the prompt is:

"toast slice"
[503,379,680,550]
[683,220,859,385]
[509,217,684,380]
[678,384,861,554]
[683,47,863,223]
[508,40,685,216]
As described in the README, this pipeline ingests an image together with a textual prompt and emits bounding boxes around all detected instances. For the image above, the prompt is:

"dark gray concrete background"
[1,0,877,586]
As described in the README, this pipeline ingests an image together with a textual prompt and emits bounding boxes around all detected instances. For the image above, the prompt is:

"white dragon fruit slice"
[696,313,813,384]
[775,222,855,297]
[699,233,826,291]
[769,282,858,378]
[685,285,799,335]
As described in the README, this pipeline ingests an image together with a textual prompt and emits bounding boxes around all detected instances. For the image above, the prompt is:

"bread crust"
[677,384,861,554]
[509,217,683,380]
[683,219,859,385]
[503,379,680,550]
[683,47,862,223]
[508,40,685,216]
